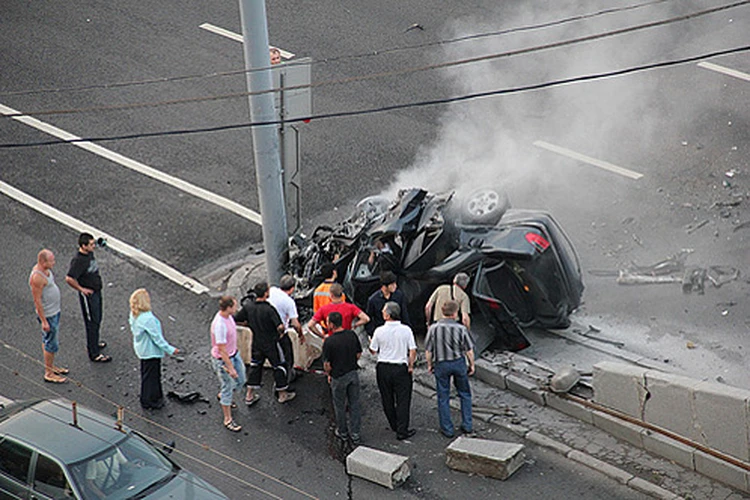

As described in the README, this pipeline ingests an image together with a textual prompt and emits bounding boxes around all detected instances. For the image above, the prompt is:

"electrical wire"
[1,43,748,149]
[0,341,318,500]
[0,0,679,99]
[2,0,747,121]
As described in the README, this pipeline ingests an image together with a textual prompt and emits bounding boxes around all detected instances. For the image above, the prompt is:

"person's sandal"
[224,420,242,432]
[92,354,112,363]
[245,393,261,406]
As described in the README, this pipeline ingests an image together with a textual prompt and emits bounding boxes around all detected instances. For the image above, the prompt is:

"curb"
[414,372,684,500]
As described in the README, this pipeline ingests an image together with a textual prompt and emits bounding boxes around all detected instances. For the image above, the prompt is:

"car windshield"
[68,433,175,499]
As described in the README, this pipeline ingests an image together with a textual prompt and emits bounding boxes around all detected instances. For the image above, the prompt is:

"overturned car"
[288,188,584,352]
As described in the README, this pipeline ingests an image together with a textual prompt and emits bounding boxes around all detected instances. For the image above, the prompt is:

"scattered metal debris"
[577,325,625,348]
[733,220,750,233]
[166,391,210,404]
[707,266,740,287]
[682,267,706,295]
[686,219,709,234]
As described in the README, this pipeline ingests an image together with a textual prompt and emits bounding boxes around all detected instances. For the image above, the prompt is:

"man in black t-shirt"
[65,233,111,362]
[322,312,363,444]
[236,281,295,404]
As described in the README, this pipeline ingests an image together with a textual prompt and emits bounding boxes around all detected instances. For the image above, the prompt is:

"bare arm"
[466,350,475,376]
[217,344,237,379]
[425,350,433,373]
[352,311,370,329]
[29,274,49,332]
[65,275,92,296]
[407,348,417,374]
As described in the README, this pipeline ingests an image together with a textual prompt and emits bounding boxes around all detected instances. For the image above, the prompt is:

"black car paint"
[288,188,583,352]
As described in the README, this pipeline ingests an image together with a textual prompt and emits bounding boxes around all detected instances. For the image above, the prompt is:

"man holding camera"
[66,233,111,363]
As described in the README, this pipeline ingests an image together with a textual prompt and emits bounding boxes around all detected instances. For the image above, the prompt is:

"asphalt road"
[1,0,749,497]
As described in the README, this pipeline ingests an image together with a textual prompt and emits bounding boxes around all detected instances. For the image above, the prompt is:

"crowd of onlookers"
[30,232,477,444]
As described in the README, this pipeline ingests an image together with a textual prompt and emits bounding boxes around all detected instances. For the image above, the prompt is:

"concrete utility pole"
[239,0,288,283]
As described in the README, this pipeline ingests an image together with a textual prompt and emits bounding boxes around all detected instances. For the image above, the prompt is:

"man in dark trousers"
[236,281,295,404]
[365,271,410,339]
[369,301,417,440]
[66,233,110,362]
[425,300,475,438]
[322,312,363,444]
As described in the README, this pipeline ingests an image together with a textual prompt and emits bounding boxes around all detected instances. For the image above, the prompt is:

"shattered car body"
[288,188,584,352]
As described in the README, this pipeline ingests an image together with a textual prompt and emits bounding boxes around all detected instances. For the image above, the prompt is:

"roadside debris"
[686,219,709,234]
[591,249,739,294]
[166,391,210,404]
[573,325,625,348]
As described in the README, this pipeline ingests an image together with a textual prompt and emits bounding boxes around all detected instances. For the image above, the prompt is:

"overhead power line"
[1,43,748,149]
[0,0,709,99]
[0,0,746,121]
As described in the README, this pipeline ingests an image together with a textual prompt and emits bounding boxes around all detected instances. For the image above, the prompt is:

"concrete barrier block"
[445,437,525,480]
[691,381,750,462]
[505,374,545,406]
[641,429,695,470]
[546,393,594,424]
[346,446,410,489]
[694,450,750,493]
[591,410,644,448]
[592,362,648,418]
[643,370,700,439]
[474,359,507,389]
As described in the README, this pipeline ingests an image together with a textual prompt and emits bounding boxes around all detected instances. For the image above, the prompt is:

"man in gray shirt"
[29,249,67,383]
[424,300,475,438]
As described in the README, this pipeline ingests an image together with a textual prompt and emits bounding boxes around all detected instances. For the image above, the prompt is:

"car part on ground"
[287,188,584,353]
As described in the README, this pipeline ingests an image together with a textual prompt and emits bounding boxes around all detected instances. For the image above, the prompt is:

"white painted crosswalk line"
[698,62,750,83]
[534,140,644,180]
[0,102,262,226]
[0,180,209,294]
[199,23,295,59]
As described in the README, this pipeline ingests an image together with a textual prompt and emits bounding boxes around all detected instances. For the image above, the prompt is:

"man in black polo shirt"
[322,312,362,444]
[65,233,110,363]
[236,281,295,404]
[365,271,410,338]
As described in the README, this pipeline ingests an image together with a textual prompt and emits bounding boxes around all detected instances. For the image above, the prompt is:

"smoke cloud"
[386,1,732,208]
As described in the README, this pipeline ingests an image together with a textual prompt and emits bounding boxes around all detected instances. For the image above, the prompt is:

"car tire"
[461,188,510,225]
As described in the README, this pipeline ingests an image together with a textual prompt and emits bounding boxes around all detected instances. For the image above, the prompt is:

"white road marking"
[0,180,209,294]
[533,140,644,180]
[199,23,295,59]
[697,61,750,83]
[0,103,262,226]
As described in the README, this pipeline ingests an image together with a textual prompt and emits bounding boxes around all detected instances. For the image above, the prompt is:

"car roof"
[0,398,128,464]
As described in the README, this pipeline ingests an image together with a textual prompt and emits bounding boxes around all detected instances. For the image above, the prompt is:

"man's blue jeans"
[434,357,472,436]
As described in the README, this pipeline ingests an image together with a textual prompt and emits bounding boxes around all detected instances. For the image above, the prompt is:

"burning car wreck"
[288,188,584,353]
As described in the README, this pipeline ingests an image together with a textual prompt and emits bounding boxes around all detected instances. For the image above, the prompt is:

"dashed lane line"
[698,61,750,82]
[0,180,209,295]
[533,140,644,180]
[199,23,295,59]
[0,103,262,226]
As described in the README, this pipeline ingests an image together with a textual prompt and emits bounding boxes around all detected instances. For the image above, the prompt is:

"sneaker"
[460,428,477,438]
[334,429,349,441]
[278,392,296,404]
[351,435,362,445]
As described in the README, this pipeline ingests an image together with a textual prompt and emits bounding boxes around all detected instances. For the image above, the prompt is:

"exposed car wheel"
[461,188,510,225]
